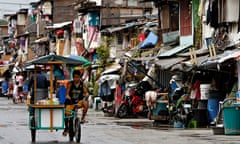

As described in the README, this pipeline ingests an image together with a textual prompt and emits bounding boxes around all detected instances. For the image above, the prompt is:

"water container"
[200,84,211,100]
[223,102,240,135]
[174,121,185,128]
[207,98,219,123]
[58,85,66,104]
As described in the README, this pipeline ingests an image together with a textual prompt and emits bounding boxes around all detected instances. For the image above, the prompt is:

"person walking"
[28,68,49,104]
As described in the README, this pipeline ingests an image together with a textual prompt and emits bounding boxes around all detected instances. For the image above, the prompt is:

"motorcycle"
[116,85,149,118]
[171,93,193,128]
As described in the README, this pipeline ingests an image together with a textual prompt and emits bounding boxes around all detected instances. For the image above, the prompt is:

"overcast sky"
[0,0,39,19]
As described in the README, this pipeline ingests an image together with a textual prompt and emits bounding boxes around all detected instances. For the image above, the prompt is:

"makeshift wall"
[56,39,65,56]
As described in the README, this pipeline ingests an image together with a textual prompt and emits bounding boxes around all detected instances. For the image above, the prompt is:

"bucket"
[207,98,219,123]
[200,84,211,100]
[223,103,240,135]
[174,121,185,128]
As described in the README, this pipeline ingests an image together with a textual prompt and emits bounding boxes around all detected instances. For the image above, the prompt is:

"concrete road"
[0,97,239,144]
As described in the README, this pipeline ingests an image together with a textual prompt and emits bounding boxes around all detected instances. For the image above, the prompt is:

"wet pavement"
[0,97,240,144]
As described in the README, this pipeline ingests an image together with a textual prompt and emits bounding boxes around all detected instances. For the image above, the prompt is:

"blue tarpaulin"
[140,32,158,49]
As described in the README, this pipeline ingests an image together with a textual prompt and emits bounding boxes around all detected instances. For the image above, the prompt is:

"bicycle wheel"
[75,118,81,143]
[30,116,36,142]
[31,129,36,142]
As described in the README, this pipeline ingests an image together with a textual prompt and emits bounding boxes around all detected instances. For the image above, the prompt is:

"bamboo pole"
[211,43,216,57]
[50,65,53,104]
[193,48,197,64]
[189,48,193,64]
[34,67,37,104]
[50,65,53,132]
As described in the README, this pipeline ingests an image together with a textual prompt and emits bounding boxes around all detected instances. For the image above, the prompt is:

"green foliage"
[93,83,99,97]
[96,36,113,67]
[86,82,94,95]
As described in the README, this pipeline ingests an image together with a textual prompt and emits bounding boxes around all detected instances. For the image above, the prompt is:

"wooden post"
[50,65,53,132]
[50,65,53,104]
[193,48,197,64]
[209,44,213,57]
[211,43,216,57]
[157,2,163,44]
[189,48,194,64]
[34,67,37,104]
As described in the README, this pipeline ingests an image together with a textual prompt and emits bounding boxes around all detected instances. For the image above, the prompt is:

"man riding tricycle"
[27,54,88,143]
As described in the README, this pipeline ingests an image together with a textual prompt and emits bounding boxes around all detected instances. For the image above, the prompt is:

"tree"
[96,36,112,67]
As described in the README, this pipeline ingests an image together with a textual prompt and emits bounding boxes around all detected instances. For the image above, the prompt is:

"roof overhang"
[45,21,72,29]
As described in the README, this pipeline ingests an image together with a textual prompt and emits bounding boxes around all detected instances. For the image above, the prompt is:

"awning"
[199,49,240,69]
[101,26,126,33]
[177,48,209,57]
[102,63,121,75]
[67,55,91,67]
[97,74,120,84]
[45,21,72,29]
[171,54,209,71]
[96,74,120,89]
[101,23,139,33]
[26,54,85,66]
[155,57,188,70]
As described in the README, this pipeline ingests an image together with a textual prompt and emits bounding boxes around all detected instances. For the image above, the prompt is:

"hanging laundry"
[63,30,70,55]
[88,26,98,42]
[73,18,81,34]
[206,0,218,29]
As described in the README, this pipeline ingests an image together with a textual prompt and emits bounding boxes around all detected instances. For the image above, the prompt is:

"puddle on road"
[0,124,7,128]
[95,122,107,125]
[115,121,172,130]
[18,123,28,126]
[30,140,63,144]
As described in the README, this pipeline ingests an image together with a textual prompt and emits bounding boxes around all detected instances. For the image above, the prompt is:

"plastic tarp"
[101,63,121,75]
[97,74,120,89]
[45,21,72,29]
[140,32,158,49]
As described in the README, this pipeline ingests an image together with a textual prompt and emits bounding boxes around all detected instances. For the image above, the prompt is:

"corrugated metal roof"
[158,43,192,57]
[177,48,209,57]
[198,49,240,69]
[155,57,187,70]
[45,21,72,29]
[171,54,209,71]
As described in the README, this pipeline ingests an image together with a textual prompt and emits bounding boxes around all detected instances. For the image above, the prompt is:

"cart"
[148,93,170,122]
[27,54,85,143]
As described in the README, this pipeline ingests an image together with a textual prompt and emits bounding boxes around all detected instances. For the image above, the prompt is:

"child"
[13,81,19,104]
